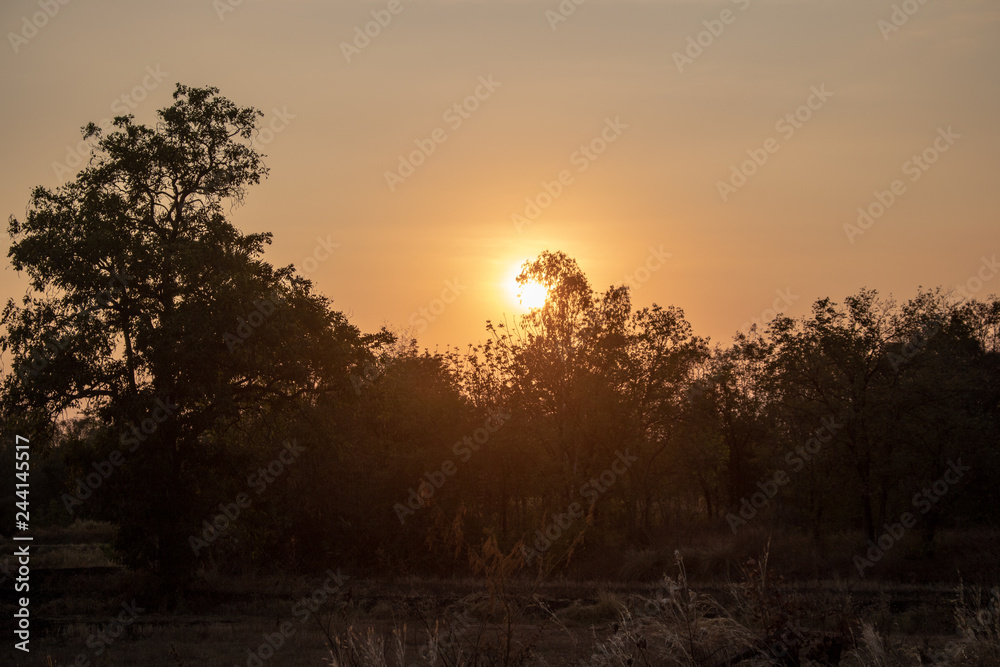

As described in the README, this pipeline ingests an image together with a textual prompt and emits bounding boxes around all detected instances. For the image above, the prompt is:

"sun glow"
[517,281,548,309]
[509,265,549,310]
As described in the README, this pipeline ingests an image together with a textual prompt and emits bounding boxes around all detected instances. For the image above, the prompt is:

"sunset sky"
[2,0,998,352]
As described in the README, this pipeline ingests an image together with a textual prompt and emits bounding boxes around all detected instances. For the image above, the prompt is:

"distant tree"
[762,288,999,544]
[1,84,387,592]
[766,290,900,541]
[617,300,710,536]
[707,335,774,512]
[886,289,998,548]
[463,252,708,549]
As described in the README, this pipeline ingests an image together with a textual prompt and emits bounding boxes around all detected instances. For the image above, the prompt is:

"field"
[3,0,999,664]
[2,522,999,667]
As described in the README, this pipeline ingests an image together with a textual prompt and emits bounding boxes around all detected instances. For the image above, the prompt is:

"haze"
[2,0,998,351]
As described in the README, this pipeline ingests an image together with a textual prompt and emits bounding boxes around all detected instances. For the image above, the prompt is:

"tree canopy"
[2,84,389,586]
[2,85,998,590]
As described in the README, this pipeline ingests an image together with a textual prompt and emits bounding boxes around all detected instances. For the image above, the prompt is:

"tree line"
[2,85,998,588]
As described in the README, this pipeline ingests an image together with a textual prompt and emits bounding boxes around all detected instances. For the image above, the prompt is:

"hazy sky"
[2,0,998,352]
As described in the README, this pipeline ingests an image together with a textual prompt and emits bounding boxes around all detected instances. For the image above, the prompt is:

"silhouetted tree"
[1,84,387,592]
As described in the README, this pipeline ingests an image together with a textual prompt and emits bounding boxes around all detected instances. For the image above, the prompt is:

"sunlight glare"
[510,265,549,310]
[518,281,548,309]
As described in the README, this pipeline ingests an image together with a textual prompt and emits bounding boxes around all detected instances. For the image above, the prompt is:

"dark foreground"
[1,524,998,666]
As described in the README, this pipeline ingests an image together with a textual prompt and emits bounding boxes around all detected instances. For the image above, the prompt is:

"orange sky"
[2,0,998,352]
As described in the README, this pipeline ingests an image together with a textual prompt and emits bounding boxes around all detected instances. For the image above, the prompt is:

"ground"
[0,522,996,666]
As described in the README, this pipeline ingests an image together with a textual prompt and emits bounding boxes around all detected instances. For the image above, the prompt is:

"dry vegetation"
[2,523,998,666]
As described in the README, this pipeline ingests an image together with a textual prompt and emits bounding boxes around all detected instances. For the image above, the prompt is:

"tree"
[462,252,709,550]
[1,84,387,592]
[699,335,774,515]
[767,290,900,541]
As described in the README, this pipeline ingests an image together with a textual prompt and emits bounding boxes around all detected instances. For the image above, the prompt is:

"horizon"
[3,3,1000,664]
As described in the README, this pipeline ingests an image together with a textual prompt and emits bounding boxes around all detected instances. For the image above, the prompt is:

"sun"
[517,280,549,309]
[510,265,549,310]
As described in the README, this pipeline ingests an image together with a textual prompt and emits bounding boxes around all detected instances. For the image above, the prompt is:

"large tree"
[462,252,708,548]
[1,84,386,590]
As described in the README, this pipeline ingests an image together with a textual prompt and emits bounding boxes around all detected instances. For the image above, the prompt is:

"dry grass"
[599,526,1000,587]
[4,578,997,667]
[557,591,625,625]
[4,521,999,666]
